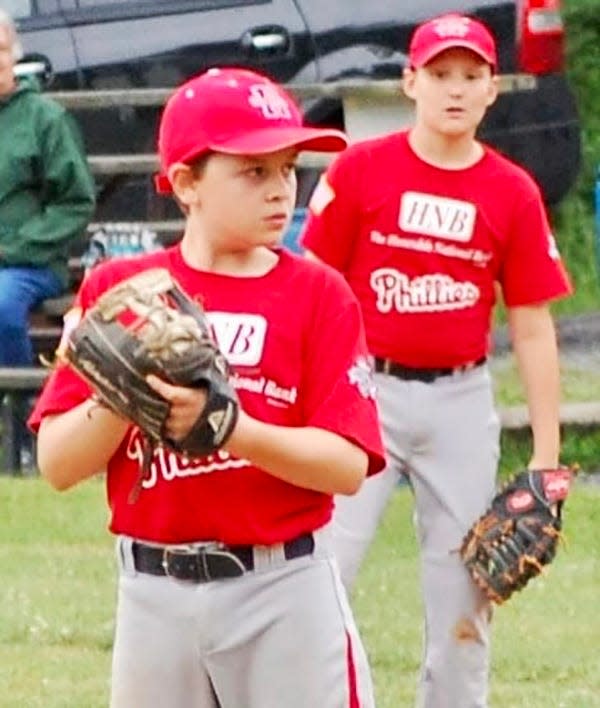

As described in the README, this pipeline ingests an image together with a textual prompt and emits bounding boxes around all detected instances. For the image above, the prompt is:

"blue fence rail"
[281,208,307,254]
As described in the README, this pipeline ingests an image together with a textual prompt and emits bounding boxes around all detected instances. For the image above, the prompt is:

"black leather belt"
[373,356,486,383]
[132,533,315,583]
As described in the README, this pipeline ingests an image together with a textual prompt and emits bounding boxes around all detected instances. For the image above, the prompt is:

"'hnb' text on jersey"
[399,191,476,242]
[208,312,266,366]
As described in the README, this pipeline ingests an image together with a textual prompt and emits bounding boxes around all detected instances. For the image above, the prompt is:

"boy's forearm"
[37,399,129,490]
[225,411,368,495]
[509,305,561,467]
[520,358,560,467]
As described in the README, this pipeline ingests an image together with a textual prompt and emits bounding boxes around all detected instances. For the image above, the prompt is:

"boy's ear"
[168,163,199,206]
[486,74,500,108]
[402,66,417,100]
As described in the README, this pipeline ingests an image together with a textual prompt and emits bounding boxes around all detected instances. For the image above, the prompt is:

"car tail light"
[518,0,565,74]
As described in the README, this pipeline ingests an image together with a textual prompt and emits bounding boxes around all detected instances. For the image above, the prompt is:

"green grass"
[0,478,114,708]
[1,477,599,707]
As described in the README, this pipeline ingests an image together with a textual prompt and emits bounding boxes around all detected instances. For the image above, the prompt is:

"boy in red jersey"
[29,67,385,708]
[302,13,572,708]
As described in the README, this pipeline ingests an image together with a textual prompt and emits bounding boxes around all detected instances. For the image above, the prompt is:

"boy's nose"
[267,175,294,200]
[447,85,466,100]
[448,77,466,92]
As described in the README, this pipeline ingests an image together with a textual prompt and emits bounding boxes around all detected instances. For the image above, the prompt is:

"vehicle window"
[62,0,268,23]
[3,0,32,19]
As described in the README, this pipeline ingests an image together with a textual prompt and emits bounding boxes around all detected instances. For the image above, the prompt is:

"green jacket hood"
[15,73,42,95]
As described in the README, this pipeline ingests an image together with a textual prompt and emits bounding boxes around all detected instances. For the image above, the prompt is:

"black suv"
[12,0,581,219]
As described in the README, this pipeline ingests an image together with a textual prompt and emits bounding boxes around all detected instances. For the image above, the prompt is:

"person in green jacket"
[0,10,96,367]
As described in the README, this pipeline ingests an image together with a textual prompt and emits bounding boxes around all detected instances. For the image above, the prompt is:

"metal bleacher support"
[1,74,545,474]
[0,368,49,475]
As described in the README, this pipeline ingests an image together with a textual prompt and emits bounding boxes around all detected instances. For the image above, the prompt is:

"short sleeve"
[301,146,363,274]
[499,187,572,306]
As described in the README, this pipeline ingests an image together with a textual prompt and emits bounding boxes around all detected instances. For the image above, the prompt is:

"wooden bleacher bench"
[30,293,76,365]
[39,293,76,318]
[2,292,78,475]
[0,276,80,475]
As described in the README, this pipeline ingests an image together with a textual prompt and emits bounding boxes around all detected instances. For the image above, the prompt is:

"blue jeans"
[0,267,64,366]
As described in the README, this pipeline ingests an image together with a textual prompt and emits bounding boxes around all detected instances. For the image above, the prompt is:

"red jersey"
[29,246,385,545]
[301,131,572,368]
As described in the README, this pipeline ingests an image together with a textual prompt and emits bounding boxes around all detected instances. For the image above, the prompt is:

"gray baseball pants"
[333,364,500,708]
[111,525,375,708]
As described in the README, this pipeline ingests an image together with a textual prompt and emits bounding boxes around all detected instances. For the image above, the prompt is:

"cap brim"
[155,126,348,194]
[213,125,348,156]
[413,41,496,68]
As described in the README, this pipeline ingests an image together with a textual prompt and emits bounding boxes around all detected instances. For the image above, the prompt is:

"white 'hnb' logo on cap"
[433,16,471,38]
[248,84,293,119]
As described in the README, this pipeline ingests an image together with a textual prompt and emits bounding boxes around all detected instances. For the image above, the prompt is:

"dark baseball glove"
[459,467,574,605]
[63,267,239,497]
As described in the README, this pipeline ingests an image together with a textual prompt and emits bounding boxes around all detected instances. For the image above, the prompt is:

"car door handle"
[250,32,287,50]
[241,26,290,55]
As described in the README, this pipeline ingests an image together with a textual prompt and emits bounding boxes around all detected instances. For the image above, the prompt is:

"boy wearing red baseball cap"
[302,13,571,707]
[29,67,385,707]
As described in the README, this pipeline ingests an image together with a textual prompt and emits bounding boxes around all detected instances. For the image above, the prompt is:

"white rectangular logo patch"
[208,312,267,367]
[399,192,476,242]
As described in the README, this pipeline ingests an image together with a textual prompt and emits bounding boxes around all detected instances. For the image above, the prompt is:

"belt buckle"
[206,548,247,575]
[161,544,204,581]
[383,358,392,375]
[161,543,247,582]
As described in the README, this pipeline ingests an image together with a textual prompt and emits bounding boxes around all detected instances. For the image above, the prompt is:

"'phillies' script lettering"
[126,433,250,489]
[370,269,480,313]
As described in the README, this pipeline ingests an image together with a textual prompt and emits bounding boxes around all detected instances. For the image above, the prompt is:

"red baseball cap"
[409,13,497,70]
[155,67,348,194]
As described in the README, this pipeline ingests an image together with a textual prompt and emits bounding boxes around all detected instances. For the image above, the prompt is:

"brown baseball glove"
[62,267,239,497]
[459,467,574,605]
